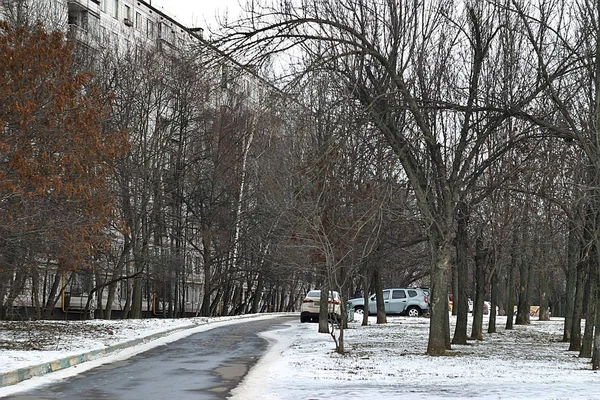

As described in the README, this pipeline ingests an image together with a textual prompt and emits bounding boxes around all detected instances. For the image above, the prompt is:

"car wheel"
[354,306,364,315]
[406,306,421,317]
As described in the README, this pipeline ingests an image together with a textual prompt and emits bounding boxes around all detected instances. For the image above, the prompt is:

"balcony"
[67,1,100,49]
[67,24,100,50]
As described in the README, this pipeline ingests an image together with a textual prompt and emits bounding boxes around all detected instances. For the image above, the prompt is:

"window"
[111,31,118,48]
[147,19,155,38]
[194,257,201,274]
[101,26,108,45]
[112,0,118,19]
[392,290,407,299]
[407,290,418,298]
[135,11,142,29]
[67,8,78,25]
[159,22,174,43]
[220,65,229,89]
[88,12,100,39]
[124,4,131,20]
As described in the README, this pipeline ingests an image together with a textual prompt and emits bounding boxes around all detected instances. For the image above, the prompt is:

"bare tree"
[220,0,553,354]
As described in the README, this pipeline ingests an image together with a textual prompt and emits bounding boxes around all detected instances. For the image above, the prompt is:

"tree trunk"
[4,267,27,320]
[130,228,149,319]
[201,234,212,317]
[451,262,458,317]
[42,266,72,319]
[470,237,486,341]
[31,267,41,320]
[129,274,143,319]
[121,278,132,319]
[452,202,469,344]
[516,224,531,325]
[569,250,587,352]
[593,296,600,369]
[506,228,520,329]
[104,239,132,320]
[361,273,369,326]
[318,286,330,334]
[488,267,498,334]
[94,270,105,319]
[539,268,551,321]
[580,255,596,358]
[373,266,386,324]
[525,240,536,318]
[592,254,600,368]
[428,229,452,355]
[222,281,233,316]
[563,222,579,341]
[592,1,600,368]
[251,274,264,314]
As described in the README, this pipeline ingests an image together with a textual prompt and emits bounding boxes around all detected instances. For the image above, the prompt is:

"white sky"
[2,314,600,399]
[148,0,245,30]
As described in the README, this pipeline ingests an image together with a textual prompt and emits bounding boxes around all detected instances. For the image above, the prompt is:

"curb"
[0,323,198,388]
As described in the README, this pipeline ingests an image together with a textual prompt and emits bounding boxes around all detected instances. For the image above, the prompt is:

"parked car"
[300,290,342,323]
[347,288,429,317]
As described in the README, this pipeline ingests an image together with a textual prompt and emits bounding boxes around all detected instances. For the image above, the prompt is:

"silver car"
[348,288,429,317]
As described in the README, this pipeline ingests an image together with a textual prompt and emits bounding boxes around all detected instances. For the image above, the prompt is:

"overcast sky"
[149,0,244,30]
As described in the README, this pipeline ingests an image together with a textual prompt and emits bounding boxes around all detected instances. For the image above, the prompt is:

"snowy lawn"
[1,313,599,399]
[233,315,600,399]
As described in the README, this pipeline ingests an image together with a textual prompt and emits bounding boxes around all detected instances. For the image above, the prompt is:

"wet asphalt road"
[6,315,297,400]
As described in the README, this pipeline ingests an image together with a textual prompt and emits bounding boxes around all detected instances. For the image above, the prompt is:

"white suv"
[300,290,342,323]
[348,288,429,317]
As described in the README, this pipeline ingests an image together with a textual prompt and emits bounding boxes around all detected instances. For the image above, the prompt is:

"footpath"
[0,313,282,389]
[0,323,196,387]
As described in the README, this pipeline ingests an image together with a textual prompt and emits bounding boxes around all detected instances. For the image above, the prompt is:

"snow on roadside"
[232,315,600,399]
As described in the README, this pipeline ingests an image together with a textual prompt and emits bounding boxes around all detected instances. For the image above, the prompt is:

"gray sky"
[149,0,244,30]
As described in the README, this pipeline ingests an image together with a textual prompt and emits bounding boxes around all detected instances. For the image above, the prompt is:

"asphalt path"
[6,315,297,400]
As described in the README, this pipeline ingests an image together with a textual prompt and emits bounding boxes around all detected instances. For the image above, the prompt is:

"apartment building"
[0,0,286,319]
[66,0,201,51]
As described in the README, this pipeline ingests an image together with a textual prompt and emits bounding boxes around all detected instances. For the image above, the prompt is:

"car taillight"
[424,296,428,303]
[329,300,340,305]
[303,299,314,303]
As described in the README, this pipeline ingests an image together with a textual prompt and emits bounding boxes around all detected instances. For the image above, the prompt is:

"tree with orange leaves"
[0,22,128,319]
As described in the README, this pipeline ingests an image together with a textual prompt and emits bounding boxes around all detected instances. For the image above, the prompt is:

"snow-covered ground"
[1,313,598,399]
